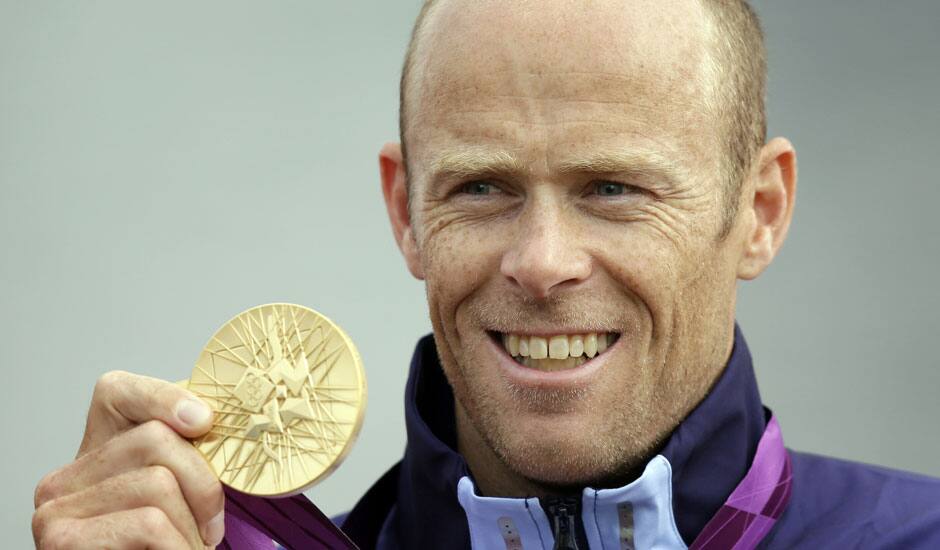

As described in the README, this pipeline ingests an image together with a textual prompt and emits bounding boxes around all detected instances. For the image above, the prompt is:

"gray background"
[2,1,938,545]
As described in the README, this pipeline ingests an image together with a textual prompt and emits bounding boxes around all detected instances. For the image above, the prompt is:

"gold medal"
[185,303,366,497]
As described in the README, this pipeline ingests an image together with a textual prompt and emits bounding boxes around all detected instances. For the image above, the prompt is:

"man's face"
[400,0,752,489]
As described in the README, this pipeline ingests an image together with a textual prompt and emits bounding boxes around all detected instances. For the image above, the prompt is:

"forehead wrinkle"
[431,70,707,111]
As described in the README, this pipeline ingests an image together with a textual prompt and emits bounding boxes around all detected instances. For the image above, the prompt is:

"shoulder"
[336,461,403,549]
[764,450,940,548]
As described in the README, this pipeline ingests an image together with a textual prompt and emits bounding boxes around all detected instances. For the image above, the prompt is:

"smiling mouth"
[491,331,620,372]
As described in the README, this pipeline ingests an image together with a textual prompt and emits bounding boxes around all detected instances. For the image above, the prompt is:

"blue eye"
[594,182,627,196]
[461,181,499,195]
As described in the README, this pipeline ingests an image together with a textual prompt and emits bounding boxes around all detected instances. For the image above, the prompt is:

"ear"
[379,142,425,280]
[737,137,798,280]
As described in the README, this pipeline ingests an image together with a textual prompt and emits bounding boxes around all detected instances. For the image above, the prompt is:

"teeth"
[548,335,569,359]
[584,333,598,358]
[569,335,584,357]
[529,336,548,360]
[510,356,589,371]
[500,332,616,370]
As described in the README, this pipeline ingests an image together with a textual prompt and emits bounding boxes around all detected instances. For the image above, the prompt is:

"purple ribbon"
[689,415,793,550]
[219,417,792,549]
[218,487,359,550]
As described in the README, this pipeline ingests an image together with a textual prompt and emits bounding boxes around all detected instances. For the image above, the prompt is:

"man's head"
[380,0,796,495]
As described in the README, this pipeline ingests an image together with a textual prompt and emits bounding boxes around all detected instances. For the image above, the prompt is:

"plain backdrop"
[3,1,939,545]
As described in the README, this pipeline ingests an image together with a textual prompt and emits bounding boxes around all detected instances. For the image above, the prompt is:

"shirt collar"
[394,324,766,548]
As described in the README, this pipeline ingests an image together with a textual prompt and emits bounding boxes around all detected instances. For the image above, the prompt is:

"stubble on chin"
[504,383,588,414]
[448,351,662,490]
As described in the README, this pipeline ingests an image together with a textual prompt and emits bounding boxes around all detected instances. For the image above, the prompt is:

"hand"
[32,371,225,549]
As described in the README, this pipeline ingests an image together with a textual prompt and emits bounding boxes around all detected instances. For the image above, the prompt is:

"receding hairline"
[400,1,764,134]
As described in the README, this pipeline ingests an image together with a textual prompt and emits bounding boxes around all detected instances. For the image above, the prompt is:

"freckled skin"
[384,0,796,498]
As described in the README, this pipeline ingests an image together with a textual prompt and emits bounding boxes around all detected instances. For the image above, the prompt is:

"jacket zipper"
[543,496,590,550]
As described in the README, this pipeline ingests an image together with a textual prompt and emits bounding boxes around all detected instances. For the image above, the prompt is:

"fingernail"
[205,511,225,547]
[176,398,211,427]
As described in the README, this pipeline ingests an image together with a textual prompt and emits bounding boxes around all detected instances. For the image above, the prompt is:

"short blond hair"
[399,0,766,235]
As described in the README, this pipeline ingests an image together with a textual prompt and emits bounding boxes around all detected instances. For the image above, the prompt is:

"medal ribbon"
[219,416,792,550]
[219,487,359,550]
[689,415,793,550]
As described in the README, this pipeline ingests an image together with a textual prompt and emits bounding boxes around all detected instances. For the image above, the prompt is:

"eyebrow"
[556,149,688,184]
[428,147,687,186]
[429,149,528,180]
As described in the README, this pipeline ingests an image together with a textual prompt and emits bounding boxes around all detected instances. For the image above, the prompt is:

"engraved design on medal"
[231,316,318,438]
[188,304,366,497]
[232,368,276,412]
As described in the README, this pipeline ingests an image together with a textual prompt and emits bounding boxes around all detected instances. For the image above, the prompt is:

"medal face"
[188,304,366,497]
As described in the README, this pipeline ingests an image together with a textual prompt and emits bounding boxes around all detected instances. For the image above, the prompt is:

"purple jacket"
[334,325,940,549]
[227,326,940,548]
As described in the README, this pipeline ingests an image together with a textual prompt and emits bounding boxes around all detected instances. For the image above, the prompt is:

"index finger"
[78,371,213,457]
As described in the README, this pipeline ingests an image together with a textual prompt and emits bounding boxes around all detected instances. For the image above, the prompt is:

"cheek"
[420,225,505,333]
[596,228,683,311]
[593,222,721,338]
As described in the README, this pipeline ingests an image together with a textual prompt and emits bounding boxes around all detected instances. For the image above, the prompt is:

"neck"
[455,401,646,499]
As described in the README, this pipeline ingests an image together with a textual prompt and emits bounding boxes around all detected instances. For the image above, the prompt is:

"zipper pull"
[544,497,585,550]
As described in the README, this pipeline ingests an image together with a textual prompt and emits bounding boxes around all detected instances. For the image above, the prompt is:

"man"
[32,0,940,548]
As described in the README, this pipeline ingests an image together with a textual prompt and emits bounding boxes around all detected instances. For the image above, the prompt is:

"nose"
[500,203,592,299]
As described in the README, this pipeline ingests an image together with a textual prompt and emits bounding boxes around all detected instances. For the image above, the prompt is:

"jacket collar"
[394,324,767,548]
[659,323,768,542]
